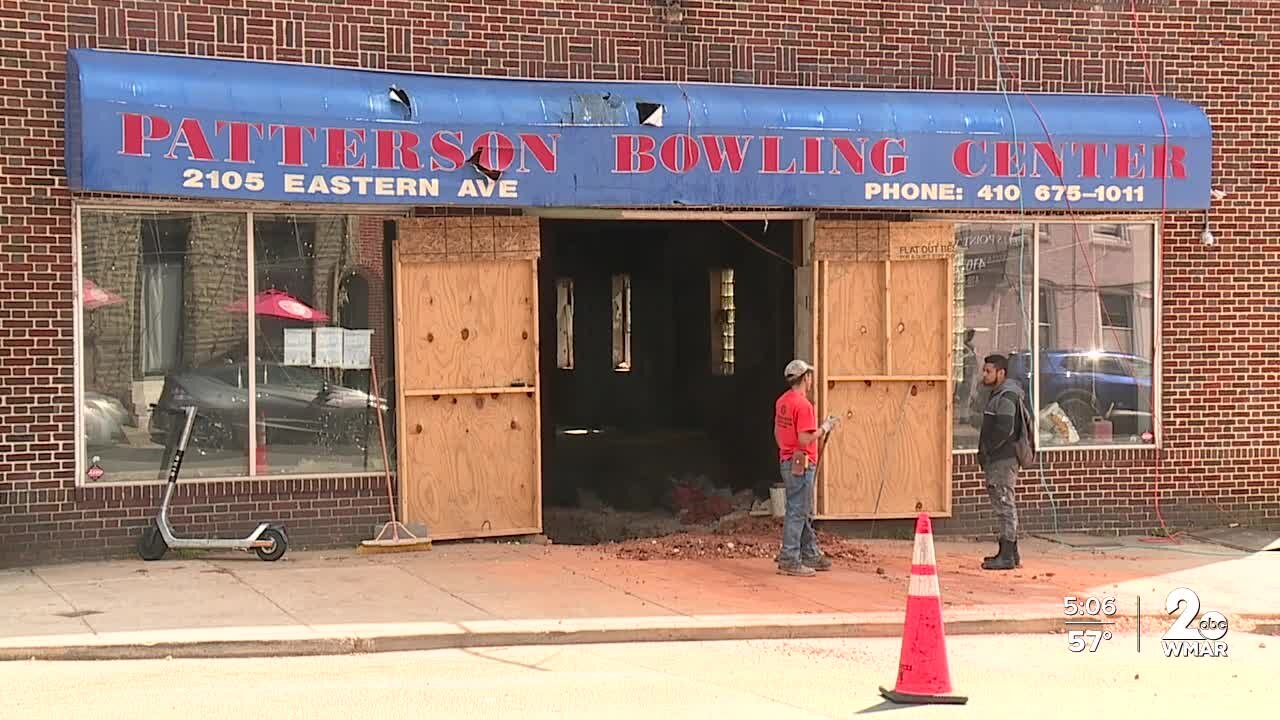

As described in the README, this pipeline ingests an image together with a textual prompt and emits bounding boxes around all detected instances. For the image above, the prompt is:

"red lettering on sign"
[613,135,657,173]
[829,138,867,175]
[430,131,466,171]
[801,137,823,175]
[1030,142,1064,179]
[700,135,751,173]
[325,128,368,169]
[518,134,559,173]
[120,113,172,157]
[163,118,215,162]
[952,140,984,177]
[471,132,516,172]
[1071,142,1107,179]
[216,121,265,164]
[871,138,907,176]
[660,134,700,173]
[269,125,317,167]
[1114,143,1148,179]
[991,141,1026,178]
[1154,144,1188,180]
[761,137,796,174]
[373,129,422,171]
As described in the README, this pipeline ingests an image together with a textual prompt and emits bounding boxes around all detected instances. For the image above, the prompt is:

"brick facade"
[1,0,1277,565]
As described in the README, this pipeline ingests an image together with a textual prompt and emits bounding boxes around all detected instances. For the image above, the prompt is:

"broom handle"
[369,359,397,523]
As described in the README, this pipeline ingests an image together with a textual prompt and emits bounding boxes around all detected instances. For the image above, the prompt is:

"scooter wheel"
[137,520,168,561]
[255,527,288,562]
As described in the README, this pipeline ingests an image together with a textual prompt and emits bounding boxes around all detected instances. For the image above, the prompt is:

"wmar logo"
[1161,587,1229,658]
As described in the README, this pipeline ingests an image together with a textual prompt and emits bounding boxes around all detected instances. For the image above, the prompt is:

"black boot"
[981,539,1019,570]
[983,537,1001,562]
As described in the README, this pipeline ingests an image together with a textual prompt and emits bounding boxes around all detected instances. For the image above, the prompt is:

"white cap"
[784,359,814,381]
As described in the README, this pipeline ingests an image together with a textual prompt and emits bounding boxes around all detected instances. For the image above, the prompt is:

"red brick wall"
[2,0,1278,564]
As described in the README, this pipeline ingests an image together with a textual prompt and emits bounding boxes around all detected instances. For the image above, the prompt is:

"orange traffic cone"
[879,513,968,705]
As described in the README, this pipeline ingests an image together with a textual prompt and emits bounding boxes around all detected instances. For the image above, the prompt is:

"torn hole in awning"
[388,84,411,109]
[637,102,664,127]
[466,148,502,181]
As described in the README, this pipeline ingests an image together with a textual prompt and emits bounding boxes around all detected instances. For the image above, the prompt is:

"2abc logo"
[1162,587,1229,658]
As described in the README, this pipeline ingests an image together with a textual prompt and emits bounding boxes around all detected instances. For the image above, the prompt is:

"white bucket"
[770,484,786,517]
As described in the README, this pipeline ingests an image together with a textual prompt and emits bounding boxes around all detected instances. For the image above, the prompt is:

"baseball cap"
[784,359,814,381]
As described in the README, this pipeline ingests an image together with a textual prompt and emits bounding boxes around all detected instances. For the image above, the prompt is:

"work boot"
[983,537,1001,562]
[981,539,1020,570]
[802,555,833,572]
[777,562,817,577]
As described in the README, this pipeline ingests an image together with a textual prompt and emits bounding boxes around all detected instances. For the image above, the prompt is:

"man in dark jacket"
[976,353,1029,570]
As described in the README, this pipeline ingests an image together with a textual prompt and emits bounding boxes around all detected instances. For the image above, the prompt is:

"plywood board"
[400,393,539,537]
[819,380,949,516]
[399,217,540,262]
[397,259,537,392]
[824,259,885,376]
[889,221,954,261]
[890,258,950,376]
[814,220,889,261]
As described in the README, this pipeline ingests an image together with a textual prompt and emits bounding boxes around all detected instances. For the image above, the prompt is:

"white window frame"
[73,201,409,487]
[938,214,1162,454]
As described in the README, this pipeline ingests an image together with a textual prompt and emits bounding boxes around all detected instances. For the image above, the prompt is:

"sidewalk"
[2,534,1277,660]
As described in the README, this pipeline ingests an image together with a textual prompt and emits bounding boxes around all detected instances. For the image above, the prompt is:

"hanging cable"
[973,1,1178,543]
[973,0,1061,539]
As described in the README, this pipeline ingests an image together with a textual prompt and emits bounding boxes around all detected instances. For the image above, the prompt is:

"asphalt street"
[2,632,1271,719]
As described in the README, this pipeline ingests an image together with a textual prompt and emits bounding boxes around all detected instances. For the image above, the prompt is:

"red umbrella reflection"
[83,279,124,310]
[227,289,329,322]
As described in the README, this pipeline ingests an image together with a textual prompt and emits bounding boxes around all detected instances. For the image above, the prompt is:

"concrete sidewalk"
[2,536,1277,660]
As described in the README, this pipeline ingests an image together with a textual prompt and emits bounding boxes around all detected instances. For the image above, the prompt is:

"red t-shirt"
[775,388,819,463]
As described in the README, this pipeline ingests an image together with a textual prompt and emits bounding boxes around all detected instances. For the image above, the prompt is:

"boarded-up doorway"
[393,217,542,540]
[812,220,955,519]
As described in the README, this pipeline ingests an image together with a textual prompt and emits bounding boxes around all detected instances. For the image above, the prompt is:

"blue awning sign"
[65,49,1213,210]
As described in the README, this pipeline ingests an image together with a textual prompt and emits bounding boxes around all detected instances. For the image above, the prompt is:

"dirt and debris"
[544,475,760,545]
[610,514,875,564]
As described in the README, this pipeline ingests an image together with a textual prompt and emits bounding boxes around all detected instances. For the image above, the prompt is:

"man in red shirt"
[774,359,839,576]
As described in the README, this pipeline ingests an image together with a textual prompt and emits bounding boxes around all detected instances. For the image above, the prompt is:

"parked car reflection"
[148,360,386,454]
[1007,350,1153,440]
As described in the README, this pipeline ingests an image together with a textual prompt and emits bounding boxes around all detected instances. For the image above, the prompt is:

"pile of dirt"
[611,514,875,564]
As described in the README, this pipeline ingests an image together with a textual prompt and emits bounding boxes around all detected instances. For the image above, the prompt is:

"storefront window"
[952,223,1034,451]
[1037,223,1155,447]
[952,221,1156,451]
[79,209,395,483]
[81,211,249,482]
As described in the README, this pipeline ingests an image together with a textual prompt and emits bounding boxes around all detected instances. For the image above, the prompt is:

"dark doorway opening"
[537,219,798,544]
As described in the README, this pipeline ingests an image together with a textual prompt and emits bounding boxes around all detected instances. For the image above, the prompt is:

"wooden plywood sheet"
[819,380,949,516]
[889,221,954,262]
[399,217,540,262]
[815,220,889,261]
[397,259,537,391]
[824,260,885,376]
[400,393,539,537]
[889,258,950,376]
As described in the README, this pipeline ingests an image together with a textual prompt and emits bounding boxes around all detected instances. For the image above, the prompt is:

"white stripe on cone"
[909,572,941,598]
[911,525,936,567]
[908,521,941,598]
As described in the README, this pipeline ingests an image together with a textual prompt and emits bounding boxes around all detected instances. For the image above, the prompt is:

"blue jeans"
[777,460,821,566]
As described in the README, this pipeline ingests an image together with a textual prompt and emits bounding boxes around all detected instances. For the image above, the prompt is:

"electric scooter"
[136,405,288,562]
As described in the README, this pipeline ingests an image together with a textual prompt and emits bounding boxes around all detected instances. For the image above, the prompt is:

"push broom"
[358,358,432,554]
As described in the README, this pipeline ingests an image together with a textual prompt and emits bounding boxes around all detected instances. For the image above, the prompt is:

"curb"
[5,613,1276,662]
[0,616,1098,662]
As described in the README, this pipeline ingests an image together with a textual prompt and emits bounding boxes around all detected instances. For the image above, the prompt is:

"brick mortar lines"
[4,0,1280,563]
